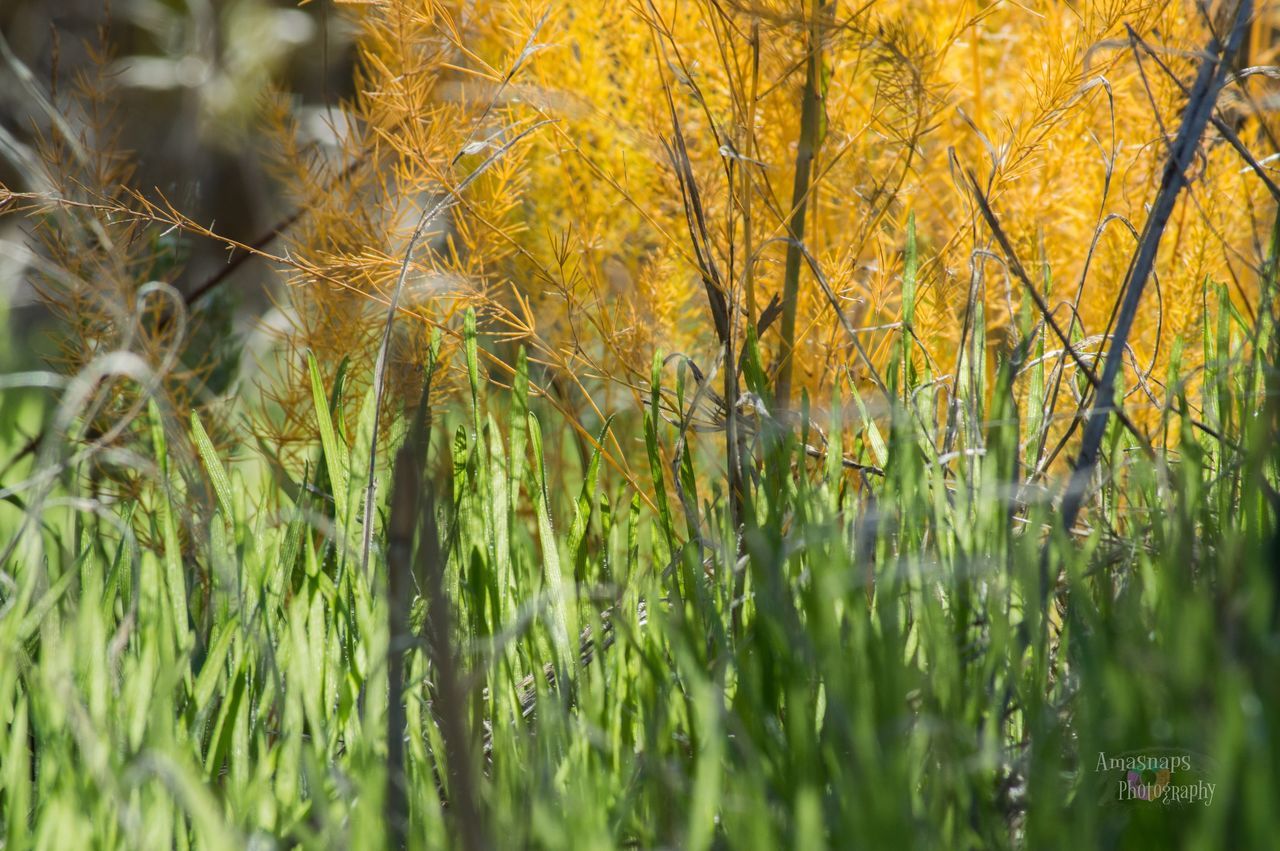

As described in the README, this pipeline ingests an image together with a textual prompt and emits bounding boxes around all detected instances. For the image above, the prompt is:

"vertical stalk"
[971,14,984,133]
[731,20,762,638]
[743,20,761,331]
[777,0,829,408]
[385,443,416,851]
[1060,1,1251,535]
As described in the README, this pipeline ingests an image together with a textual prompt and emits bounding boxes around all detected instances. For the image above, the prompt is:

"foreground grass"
[1,307,1279,850]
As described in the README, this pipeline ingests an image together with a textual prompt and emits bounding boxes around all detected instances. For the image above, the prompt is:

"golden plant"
[6,0,1277,481]
[253,0,1276,462]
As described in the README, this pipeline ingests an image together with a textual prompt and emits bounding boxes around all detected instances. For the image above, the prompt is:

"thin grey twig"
[1060,0,1252,532]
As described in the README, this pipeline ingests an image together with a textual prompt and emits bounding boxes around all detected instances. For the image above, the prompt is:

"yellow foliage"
[265,0,1276,447]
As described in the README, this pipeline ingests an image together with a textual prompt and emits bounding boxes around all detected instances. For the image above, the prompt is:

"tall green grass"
[1,297,1278,849]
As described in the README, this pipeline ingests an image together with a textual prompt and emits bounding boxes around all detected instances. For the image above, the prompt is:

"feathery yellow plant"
[264,0,1275,460]
[10,1,1272,469]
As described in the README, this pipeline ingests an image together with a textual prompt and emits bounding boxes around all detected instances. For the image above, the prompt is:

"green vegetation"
[3,2,1279,847]
[2,299,1277,848]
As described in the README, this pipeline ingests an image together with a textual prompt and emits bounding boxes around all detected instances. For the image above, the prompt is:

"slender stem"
[777,0,829,408]
[1059,1,1252,534]
[743,20,761,331]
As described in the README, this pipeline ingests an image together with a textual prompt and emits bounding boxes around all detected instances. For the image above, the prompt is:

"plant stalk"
[777,0,829,408]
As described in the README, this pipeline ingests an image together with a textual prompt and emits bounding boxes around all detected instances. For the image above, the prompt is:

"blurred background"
[0,0,356,371]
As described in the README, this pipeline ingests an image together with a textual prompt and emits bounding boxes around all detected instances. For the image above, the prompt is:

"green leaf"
[192,616,240,717]
[646,352,676,565]
[149,398,190,655]
[568,417,613,582]
[190,411,234,523]
[849,379,887,468]
[528,411,576,676]
[308,351,349,527]
[902,211,918,328]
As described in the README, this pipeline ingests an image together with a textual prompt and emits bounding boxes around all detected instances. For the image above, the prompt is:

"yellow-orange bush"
[261,0,1277,459]
[9,1,1274,465]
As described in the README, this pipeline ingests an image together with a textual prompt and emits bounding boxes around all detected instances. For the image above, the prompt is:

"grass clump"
[2,305,1279,848]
